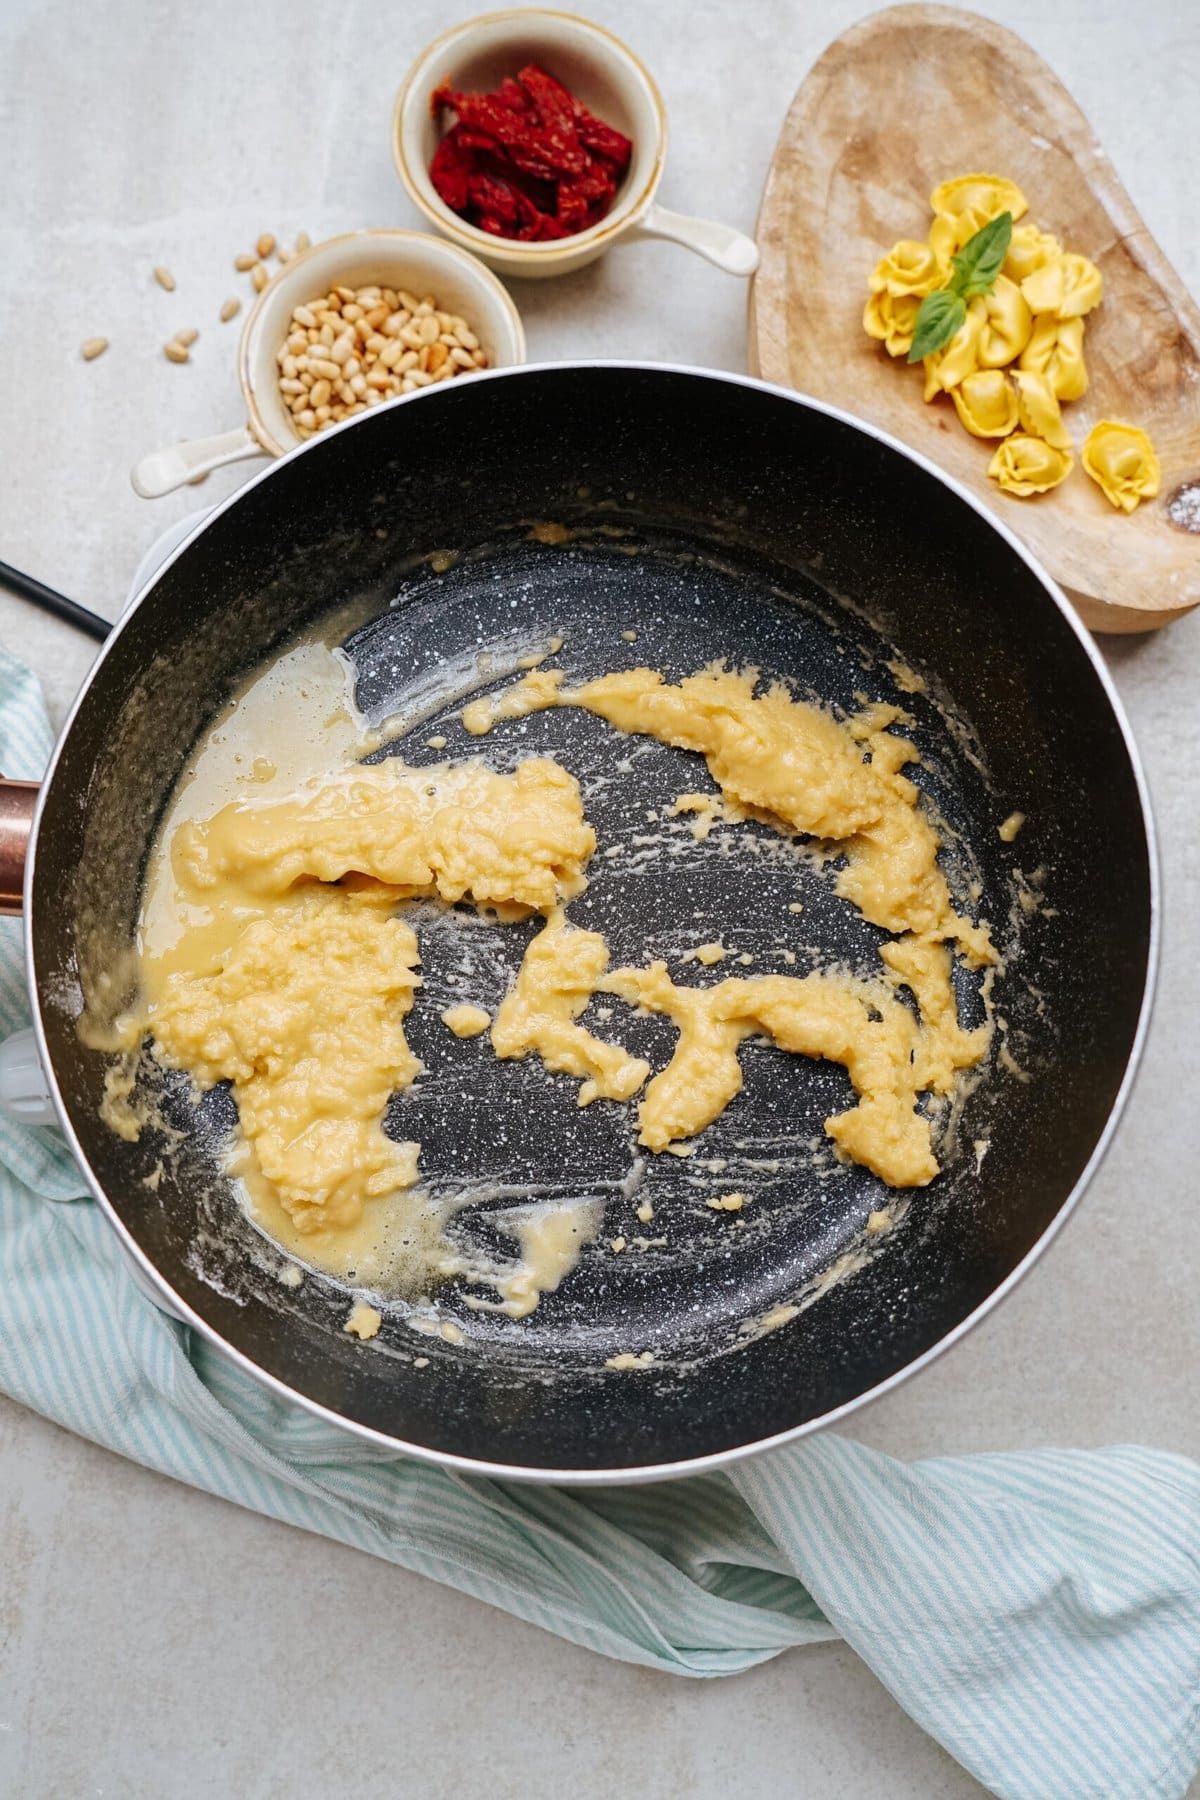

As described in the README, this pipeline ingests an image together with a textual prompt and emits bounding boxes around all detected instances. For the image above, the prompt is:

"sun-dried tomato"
[430,64,633,242]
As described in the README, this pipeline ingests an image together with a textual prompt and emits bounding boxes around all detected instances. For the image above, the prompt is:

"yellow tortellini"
[1082,422,1162,513]
[976,276,1033,368]
[922,300,985,399]
[1020,252,1103,319]
[1004,223,1062,285]
[864,172,1158,510]
[869,240,943,298]
[1012,370,1073,451]
[929,174,1028,250]
[951,370,1019,439]
[987,436,1074,496]
[863,289,923,358]
[1019,315,1088,400]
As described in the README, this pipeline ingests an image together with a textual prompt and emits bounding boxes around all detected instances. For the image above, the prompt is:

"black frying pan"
[6,366,1156,1480]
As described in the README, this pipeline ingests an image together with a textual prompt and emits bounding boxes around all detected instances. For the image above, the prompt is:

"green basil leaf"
[906,289,967,363]
[950,210,1013,298]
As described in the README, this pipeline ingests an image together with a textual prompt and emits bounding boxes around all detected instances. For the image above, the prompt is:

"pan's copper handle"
[0,779,37,916]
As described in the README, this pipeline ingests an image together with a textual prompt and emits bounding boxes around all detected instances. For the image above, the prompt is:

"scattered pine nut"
[234,252,257,271]
[153,265,176,292]
[219,296,241,323]
[175,326,199,348]
[294,231,311,254]
[80,336,109,361]
[163,339,190,364]
[256,232,276,259]
[251,262,269,292]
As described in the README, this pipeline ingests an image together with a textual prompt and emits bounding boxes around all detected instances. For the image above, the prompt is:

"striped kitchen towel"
[1,644,1197,1800]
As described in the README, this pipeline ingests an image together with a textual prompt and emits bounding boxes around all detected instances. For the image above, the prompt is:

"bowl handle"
[131,425,266,499]
[629,203,759,277]
[0,1029,57,1129]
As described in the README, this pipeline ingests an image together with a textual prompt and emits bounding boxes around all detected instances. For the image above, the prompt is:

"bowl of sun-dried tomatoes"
[393,9,758,280]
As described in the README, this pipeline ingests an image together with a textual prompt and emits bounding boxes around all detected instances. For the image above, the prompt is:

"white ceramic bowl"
[393,9,759,281]
[131,229,526,498]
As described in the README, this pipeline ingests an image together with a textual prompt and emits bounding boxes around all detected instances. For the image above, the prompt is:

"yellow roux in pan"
[129,647,996,1323]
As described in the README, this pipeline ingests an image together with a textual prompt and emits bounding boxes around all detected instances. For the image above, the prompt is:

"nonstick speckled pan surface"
[28,366,1155,1479]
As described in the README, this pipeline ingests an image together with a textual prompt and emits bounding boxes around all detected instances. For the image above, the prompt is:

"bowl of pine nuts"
[131,229,525,498]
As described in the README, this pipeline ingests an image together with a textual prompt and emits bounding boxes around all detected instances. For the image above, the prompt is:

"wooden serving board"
[749,4,1200,632]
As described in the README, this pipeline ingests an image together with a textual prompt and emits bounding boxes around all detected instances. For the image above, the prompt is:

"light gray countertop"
[2,1,1198,1794]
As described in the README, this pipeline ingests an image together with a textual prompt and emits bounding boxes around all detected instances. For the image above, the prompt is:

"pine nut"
[256,232,276,258]
[235,252,257,271]
[175,327,199,347]
[294,231,311,254]
[80,336,109,361]
[220,296,241,323]
[251,263,269,292]
[275,279,489,434]
[154,265,176,291]
[163,339,190,363]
